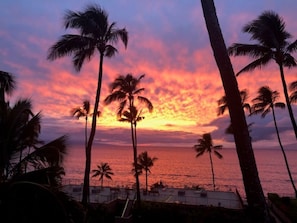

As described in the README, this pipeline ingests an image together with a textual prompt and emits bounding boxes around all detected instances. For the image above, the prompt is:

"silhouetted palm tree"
[91,162,113,188]
[194,133,222,191]
[71,100,100,150]
[0,79,84,222]
[0,70,15,104]
[0,98,68,186]
[228,11,297,139]
[201,0,266,209]
[289,81,297,103]
[72,100,91,149]
[104,74,153,205]
[251,86,297,197]
[137,151,158,192]
[48,4,128,205]
[218,89,252,134]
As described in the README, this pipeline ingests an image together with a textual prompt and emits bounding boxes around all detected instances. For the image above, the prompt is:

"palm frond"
[236,54,273,76]
[104,91,126,105]
[25,135,68,167]
[214,150,223,159]
[0,70,16,95]
[137,96,153,112]
[282,53,297,68]
[104,45,118,57]
[274,102,285,109]
[287,40,297,53]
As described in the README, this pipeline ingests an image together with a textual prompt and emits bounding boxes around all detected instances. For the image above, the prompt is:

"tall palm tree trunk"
[145,170,148,192]
[209,152,215,191]
[82,53,104,205]
[85,116,88,149]
[272,107,297,197]
[131,120,141,206]
[278,64,297,139]
[201,0,266,209]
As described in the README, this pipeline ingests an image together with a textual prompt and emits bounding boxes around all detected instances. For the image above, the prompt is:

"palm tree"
[289,81,297,103]
[137,151,158,193]
[194,133,222,190]
[71,100,100,150]
[228,11,297,139]
[47,4,128,205]
[72,100,91,150]
[218,89,252,134]
[0,70,15,104]
[251,86,297,197]
[201,0,266,209]
[104,74,153,205]
[91,162,114,188]
[0,77,84,222]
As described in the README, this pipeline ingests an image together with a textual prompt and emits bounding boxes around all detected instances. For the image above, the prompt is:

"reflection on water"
[64,145,297,197]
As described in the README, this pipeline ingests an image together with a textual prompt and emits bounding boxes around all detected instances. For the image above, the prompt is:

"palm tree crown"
[251,86,285,117]
[194,133,222,191]
[228,10,297,139]
[91,162,113,187]
[137,151,158,192]
[0,70,16,103]
[47,4,128,71]
[104,74,153,116]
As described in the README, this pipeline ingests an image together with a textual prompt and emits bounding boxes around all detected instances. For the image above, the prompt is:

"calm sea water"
[63,145,297,198]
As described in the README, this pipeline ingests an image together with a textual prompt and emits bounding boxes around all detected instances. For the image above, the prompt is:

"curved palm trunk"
[278,64,297,139]
[82,53,104,205]
[201,0,266,209]
[209,152,215,191]
[271,107,297,197]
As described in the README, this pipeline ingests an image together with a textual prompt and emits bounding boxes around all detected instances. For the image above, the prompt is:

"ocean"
[63,145,297,198]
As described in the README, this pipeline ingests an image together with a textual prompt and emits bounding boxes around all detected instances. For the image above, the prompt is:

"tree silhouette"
[218,89,252,134]
[47,4,128,205]
[104,74,153,205]
[228,11,297,139]
[194,133,222,190]
[91,162,114,188]
[71,100,100,150]
[0,70,15,104]
[251,86,297,197]
[201,0,266,209]
[289,81,297,103]
[137,151,158,193]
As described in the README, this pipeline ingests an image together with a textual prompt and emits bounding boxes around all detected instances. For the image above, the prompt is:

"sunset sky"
[1,0,297,148]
